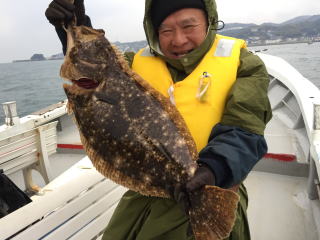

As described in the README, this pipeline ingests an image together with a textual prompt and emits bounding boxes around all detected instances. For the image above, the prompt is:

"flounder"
[60,21,240,240]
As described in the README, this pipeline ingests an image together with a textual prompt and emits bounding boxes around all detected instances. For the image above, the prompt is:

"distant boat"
[253,48,268,53]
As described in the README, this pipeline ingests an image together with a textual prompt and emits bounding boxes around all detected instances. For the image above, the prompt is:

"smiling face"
[158,8,208,59]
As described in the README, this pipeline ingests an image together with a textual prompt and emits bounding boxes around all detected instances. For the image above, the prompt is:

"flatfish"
[60,20,239,240]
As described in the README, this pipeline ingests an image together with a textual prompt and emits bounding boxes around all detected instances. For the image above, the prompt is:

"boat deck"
[8,153,319,240]
[8,152,85,191]
[245,171,319,240]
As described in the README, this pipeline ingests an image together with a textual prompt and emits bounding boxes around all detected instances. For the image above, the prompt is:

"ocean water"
[0,42,319,124]
[250,42,320,87]
[0,60,65,124]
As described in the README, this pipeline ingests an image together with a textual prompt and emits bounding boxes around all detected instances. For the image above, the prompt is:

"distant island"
[219,14,320,46]
[13,53,64,63]
[13,14,320,63]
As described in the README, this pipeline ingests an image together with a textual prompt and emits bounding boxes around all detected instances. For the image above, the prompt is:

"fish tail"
[188,185,240,240]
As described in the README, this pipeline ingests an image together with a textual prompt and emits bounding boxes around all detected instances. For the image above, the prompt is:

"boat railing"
[0,100,68,141]
[309,102,320,200]
[257,53,320,201]
[0,121,58,193]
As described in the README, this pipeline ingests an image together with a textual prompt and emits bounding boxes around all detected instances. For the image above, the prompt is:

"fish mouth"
[63,77,100,96]
[71,78,99,89]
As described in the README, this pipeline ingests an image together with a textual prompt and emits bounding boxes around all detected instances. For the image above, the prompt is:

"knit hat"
[150,0,206,30]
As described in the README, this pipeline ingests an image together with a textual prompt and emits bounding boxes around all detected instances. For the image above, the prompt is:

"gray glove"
[45,0,90,55]
[185,165,215,192]
[45,0,86,27]
[167,165,215,214]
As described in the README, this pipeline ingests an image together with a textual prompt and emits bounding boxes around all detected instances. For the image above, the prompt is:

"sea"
[0,42,319,125]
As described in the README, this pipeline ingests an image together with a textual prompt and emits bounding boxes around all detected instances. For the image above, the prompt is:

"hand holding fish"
[186,165,216,192]
[45,0,90,54]
[169,165,216,215]
[45,0,86,27]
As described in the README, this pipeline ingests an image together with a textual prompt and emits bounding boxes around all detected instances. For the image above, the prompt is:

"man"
[45,0,272,239]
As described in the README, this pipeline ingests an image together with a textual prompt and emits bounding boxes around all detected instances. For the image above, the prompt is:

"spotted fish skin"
[61,25,239,240]
[61,25,198,197]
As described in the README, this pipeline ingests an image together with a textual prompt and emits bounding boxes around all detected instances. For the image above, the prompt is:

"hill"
[219,15,320,45]
[281,15,320,25]
[114,40,147,53]
[116,14,320,49]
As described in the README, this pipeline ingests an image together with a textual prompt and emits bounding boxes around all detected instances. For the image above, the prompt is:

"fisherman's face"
[158,8,208,59]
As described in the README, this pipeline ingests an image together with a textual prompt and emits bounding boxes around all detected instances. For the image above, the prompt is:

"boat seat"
[0,121,58,193]
[0,157,126,240]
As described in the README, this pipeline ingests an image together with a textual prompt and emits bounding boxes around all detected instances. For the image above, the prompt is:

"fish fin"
[66,101,74,114]
[78,130,170,198]
[111,44,132,74]
[189,185,240,240]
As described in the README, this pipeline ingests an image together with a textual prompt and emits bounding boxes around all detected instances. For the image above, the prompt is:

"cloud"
[0,0,319,63]
[0,1,56,61]
[0,2,16,36]
[86,0,146,41]
[0,0,148,63]
[216,0,320,24]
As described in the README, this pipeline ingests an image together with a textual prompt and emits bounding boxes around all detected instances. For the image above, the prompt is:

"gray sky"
[0,0,319,63]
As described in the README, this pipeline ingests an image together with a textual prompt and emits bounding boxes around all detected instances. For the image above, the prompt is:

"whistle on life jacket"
[196,72,212,102]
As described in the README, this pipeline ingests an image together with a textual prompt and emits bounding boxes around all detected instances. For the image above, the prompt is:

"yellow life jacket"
[132,34,246,152]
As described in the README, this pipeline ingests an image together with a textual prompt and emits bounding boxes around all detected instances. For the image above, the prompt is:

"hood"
[143,0,219,73]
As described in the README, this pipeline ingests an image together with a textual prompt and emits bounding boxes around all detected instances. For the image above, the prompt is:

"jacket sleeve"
[221,48,272,134]
[55,15,92,55]
[198,48,272,188]
[198,124,268,188]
